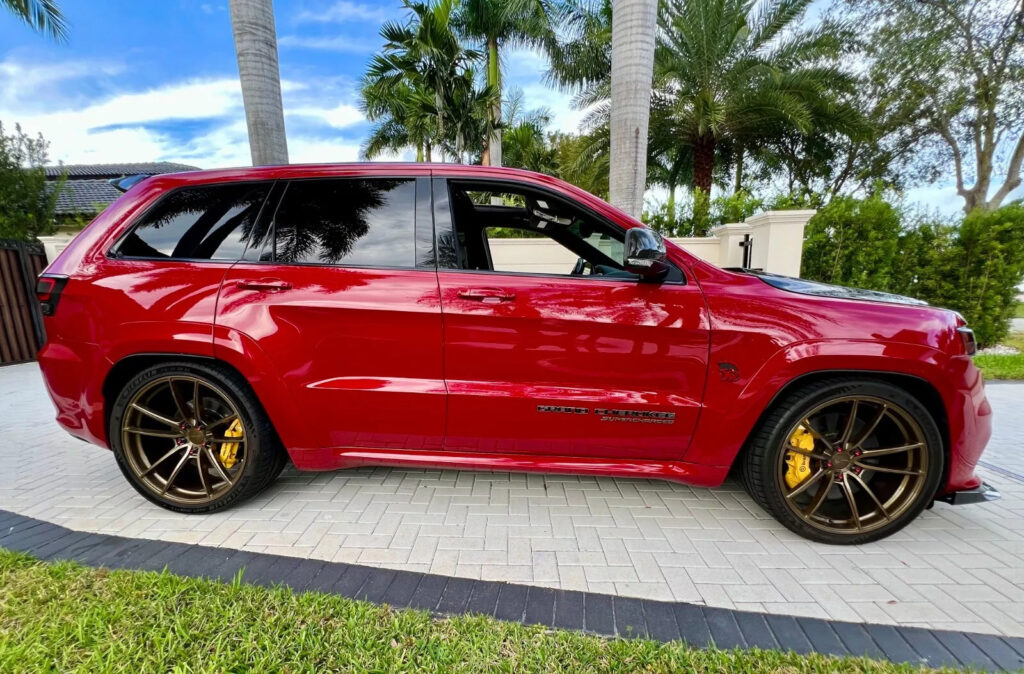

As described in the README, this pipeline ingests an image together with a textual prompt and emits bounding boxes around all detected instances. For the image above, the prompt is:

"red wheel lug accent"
[827,462,833,468]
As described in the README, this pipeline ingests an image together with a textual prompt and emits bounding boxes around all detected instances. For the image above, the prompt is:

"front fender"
[682,339,957,476]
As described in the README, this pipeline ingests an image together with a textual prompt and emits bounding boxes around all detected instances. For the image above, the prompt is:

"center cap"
[186,428,206,445]
[832,453,852,470]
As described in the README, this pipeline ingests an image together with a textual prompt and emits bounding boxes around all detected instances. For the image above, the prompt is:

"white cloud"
[278,34,380,52]
[294,1,398,24]
[0,56,374,168]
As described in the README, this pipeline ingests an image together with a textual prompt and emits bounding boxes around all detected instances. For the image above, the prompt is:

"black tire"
[741,378,944,545]
[109,360,287,513]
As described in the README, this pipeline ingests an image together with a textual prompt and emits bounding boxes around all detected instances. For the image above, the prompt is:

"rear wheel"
[741,379,943,544]
[109,361,286,513]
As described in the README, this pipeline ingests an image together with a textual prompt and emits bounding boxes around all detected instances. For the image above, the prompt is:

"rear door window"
[116,182,271,261]
[270,178,416,268]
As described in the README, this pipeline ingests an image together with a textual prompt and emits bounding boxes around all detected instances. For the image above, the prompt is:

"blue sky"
[0,0,580,169]
[0,0,1006,214]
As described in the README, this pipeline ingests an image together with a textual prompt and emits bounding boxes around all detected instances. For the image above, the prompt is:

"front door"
[215,174,446,453]
[434,178,709,460]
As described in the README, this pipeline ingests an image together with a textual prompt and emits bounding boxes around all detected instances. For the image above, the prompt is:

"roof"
[43,162,200,216]
[47,180,124,216]
[44,162,200,180]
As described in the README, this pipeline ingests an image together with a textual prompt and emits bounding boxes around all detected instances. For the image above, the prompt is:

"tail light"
[957,326,977,355]
[36,274,68,316]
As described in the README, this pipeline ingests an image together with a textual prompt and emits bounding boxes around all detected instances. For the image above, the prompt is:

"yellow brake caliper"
[785,426,814,489]
[219,419,244,469]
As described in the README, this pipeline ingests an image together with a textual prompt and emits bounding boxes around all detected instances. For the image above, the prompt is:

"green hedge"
[801,197,1024,347]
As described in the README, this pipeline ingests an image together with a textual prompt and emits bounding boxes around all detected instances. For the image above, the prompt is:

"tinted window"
[273,178,416,267]
[117,183,270,260]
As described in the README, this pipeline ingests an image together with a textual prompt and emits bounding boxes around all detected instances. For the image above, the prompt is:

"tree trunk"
[426,142,432,162]
[609,0,657,219]
[416,142,424,162]
[229,0,289,166]
[693,133,715,196]
[734,144,744,194]
[666,184,676,233]
[485,37,502,168]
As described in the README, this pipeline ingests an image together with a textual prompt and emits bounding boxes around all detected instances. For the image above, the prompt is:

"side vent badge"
[718,362,740,383]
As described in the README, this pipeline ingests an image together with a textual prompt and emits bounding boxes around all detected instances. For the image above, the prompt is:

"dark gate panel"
[0,240,47,366]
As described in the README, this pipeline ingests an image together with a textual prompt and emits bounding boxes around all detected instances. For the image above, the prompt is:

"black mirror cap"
[624,227,670,281]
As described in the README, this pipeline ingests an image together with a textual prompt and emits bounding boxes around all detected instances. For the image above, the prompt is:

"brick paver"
[1,363,1021,637]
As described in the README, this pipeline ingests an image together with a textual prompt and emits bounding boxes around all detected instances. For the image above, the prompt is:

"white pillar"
[36,234,75,265]
[742,210,815,277]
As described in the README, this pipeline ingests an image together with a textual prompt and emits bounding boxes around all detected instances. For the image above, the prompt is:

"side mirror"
[624,227,670,281]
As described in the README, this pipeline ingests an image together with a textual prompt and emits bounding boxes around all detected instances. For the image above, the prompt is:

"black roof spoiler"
[109,174,150,193]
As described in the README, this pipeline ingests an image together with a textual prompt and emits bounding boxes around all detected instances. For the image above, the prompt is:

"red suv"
[36,164,996,543]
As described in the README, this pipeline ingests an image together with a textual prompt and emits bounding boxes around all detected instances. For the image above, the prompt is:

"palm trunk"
[416,142,424,162]
[485,36,502,168]
[229,0,289,166]
[666,184,677,233]
[426,142,432,162]
[734,144,744,194]
[693,133,715,196]
[609,0,658,219]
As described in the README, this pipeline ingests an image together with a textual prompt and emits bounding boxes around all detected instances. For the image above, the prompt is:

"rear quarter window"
[114,182,271,261]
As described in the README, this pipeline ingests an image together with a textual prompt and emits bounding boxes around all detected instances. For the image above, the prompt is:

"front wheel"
[741,379,944,544]
[109,361,287,513]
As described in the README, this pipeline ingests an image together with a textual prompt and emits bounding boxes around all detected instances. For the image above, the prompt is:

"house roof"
[44,162,200,216]
[44,162,199,180]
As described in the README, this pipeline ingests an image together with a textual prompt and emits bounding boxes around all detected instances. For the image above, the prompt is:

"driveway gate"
[0,239,46,365]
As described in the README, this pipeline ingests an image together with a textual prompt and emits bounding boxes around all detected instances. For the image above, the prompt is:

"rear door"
[214,174,446,454]
[434,178,710,460]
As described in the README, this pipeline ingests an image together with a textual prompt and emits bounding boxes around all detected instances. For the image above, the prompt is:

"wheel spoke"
[802,474,835,520]
[195,451,211,497]
[857,443,922,459]
[205,414,239,431]
[168,379,190,422]
[840,399,859,446]
[850,472,890,521]
[801,418,831,447]
[140,445,185,477]
[209,435,246,445]
[124,427,182,439]
[160,450,191,495]
[131,403,179,429]
[204,446,234,486]
[855,462,923,476]
[840,479,862,531]
[192,380,203,425]
[851,404,888,449]
[786,468,827,500]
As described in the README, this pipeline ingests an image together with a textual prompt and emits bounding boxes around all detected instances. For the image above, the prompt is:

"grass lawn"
[0,549,945,673]
[1014,302,1024,319]
[976,331,1024,380]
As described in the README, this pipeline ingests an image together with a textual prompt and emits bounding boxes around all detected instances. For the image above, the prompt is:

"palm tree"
[363,0,481,163]
[229,0,289,165]
[3,0,67,40]
[655,0,854,198]
[361,78,438,161]
[456,0,555,167]
[609,0,658,218]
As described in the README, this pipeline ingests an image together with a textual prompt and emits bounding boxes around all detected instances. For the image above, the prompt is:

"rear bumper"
[938,481,1000,505]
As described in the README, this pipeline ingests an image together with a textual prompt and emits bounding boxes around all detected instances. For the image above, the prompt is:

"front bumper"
[938,481,1001,505]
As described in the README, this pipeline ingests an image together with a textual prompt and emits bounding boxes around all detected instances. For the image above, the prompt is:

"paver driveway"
[1,363,1021,637]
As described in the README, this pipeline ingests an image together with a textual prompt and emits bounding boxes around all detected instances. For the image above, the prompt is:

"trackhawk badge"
[537,405,675,424]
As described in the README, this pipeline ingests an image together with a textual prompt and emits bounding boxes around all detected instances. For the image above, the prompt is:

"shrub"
[0,122,58,241]
[800,194,1024,347]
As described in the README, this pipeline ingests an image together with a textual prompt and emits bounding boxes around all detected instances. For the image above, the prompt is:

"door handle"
[457,287,516,303]
[237,278,292,292]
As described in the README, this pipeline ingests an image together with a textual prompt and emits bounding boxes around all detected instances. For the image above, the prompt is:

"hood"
[734,269,929,307]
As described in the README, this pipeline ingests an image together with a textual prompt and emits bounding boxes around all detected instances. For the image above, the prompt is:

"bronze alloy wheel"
[120,375,247,506]
[777,395,929,536]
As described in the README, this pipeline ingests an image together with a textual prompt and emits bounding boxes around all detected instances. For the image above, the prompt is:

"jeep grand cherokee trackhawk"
[35,164,997,544]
